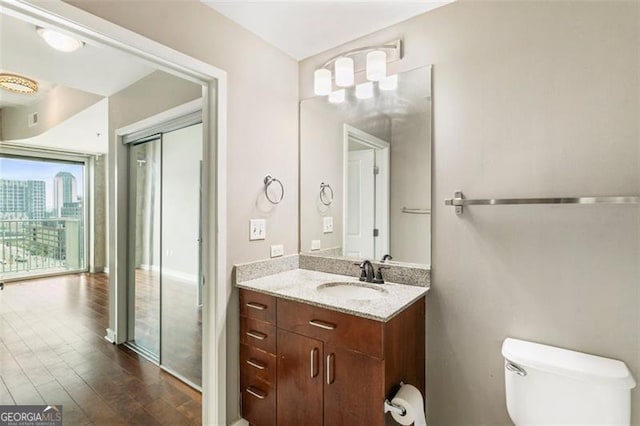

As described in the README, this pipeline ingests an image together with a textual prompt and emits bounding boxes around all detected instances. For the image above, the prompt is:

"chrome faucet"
[356,260,375,283]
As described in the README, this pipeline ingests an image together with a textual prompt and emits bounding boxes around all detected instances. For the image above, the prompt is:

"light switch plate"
[311,240,321,251]
[323,216,334,233]
[250,219,266,240]
[270,244,284,258]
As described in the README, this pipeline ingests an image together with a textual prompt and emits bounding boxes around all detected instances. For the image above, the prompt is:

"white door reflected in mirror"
[344,126,390,260]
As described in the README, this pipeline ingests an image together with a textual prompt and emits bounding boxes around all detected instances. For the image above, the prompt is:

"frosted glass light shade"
[379,74,398,91]
[37,28,84,52]
[334,57,354,87]
[328,89,345,104]
[355,82,374,99]
[366,50,387,81]
[314,68,332,96]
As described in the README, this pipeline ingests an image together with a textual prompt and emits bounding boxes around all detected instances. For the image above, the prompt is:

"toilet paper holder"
[383,382,407,417]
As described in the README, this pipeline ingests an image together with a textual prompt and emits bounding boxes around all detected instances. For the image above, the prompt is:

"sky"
[0,157,84,209]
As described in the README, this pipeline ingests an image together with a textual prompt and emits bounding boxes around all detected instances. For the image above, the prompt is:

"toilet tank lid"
[502,338,636,389]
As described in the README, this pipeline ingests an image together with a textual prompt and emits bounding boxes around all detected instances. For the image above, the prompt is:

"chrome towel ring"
[320,182,334,206]
[264,175,284,204]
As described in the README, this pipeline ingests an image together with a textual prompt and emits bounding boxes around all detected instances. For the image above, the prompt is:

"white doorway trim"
[342,124,390,261]
[1,1,228,424]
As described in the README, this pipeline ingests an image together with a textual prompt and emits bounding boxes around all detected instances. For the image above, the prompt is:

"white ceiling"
[202,1,454,60]
[6,99,109,154]
[0,13,155,107]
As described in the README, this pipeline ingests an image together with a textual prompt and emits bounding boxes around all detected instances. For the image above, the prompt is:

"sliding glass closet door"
[128,139,162,359]
[160,123,203,387]
[127,121,203,389]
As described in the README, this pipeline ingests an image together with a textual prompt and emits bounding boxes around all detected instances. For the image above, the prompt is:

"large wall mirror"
[300,65,432,267]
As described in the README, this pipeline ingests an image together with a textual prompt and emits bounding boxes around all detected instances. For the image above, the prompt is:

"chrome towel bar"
[445,191,640,215]
[401,207,431,215]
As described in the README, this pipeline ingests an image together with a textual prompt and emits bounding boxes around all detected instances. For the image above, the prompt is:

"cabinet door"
[324,345,384,426]
[277,329,323,426]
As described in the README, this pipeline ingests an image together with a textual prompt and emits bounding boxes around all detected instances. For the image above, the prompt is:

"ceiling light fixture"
[37,27,84,53]
[0,73,38,94]
[313,39,402,103]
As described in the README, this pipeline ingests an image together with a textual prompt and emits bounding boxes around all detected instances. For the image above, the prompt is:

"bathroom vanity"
[237,269,427,426]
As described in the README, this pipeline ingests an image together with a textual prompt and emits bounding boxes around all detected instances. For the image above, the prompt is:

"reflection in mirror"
[300,66,431,266]
[0,10,204,389]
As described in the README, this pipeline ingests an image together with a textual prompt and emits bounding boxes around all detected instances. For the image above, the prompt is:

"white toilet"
[502,338,636,425]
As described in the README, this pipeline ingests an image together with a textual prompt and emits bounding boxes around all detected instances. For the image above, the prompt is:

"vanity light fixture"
[313,39,402,102]
[0,73,38,94]
[37,27,84,52]
[366,50,387,81]
[328,89,345,104]
[355,81,374,100]
[334,57,354,87]
[379,74,398,91]
[314,68,332,96]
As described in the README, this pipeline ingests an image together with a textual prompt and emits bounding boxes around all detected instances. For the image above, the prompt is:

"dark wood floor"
[132,269,202,386]
[0,273,202,425]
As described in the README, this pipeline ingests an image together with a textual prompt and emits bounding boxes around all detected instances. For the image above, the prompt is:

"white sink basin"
[316,282,388,301]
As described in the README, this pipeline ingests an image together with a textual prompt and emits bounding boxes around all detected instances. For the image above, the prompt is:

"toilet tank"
[502,338,636,425]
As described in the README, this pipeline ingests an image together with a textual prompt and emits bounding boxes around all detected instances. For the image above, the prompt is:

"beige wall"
[301,1,640,424]
[67,1,299,422]
[389,112,431,264]
[299,99,391,253]
[162,123,202,281]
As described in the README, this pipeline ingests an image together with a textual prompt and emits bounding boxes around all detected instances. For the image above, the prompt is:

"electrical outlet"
[323,216,334,233]
[311,240,321,251]
[250,219,266,240]
[270,244,284,258]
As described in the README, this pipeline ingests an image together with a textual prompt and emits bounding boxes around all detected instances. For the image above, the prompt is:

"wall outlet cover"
[323,216,334,233]
[270,244,284,258]
[250,219,266,240]
[311,240,321,251]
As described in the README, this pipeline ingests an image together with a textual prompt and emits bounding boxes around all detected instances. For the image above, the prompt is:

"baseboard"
[104,328,116,343]
[229,419,249,426]
[162,268,198,283]
[103,267,110,274]
[138,264,197,283]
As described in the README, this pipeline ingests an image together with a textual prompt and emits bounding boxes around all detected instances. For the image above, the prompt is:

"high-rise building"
[53,172,78,217]
[0,179,46,220]
[61,201,83,218]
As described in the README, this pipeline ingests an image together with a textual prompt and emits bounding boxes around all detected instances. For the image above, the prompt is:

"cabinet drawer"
[241,317,277,354]
[240,343,276,386]
[241,374,275,426]
[240,289,276,324]
[277,298,383,358]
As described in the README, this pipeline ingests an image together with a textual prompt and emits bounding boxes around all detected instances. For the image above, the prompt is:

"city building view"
[0,157,85,279]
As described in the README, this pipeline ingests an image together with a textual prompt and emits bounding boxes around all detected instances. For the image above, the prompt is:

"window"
[0,153,88,280]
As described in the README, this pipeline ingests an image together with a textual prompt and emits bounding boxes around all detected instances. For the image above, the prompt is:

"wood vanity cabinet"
[239,290,278,426]
[239,288,425,426]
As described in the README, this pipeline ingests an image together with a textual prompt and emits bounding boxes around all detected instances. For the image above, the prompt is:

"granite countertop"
[236,269,429,322]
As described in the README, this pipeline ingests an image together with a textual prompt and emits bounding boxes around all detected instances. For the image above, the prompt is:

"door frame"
[1,1,228,424]
[342,124,390,261]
